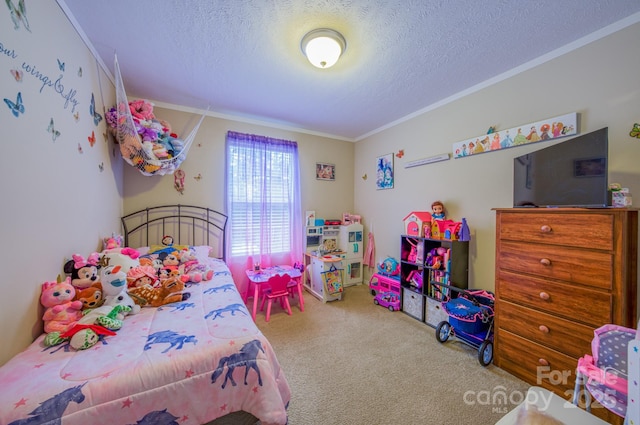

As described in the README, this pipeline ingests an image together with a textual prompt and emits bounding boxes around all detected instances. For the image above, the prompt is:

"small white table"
[495,386,609,425]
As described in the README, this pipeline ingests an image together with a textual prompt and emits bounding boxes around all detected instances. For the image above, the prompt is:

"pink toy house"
[434,219,462,240]
[403,211,432,237]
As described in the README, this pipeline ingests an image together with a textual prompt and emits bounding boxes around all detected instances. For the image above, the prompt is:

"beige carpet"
[256,284,530,425]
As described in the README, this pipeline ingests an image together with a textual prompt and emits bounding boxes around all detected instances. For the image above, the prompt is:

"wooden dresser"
[494,208,638,424]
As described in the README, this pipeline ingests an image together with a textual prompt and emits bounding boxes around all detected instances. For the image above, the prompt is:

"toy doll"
[431,201,446,220]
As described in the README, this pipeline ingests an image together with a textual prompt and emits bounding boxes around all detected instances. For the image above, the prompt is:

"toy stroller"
[433,283,495,366]
[572,324,635,420]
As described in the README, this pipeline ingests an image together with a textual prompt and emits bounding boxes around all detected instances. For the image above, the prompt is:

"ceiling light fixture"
[301,28,346,69]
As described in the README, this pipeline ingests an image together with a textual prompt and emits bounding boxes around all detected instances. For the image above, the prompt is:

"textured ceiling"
[59,0,640,141]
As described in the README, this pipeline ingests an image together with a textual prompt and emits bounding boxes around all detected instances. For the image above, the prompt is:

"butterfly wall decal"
[98,162,104,172]
[88,131,96,147]
[77,143,83,154]
[6,0,30,32]
[396,150,404,158]
[78,67,83,77]
[73,111,79,122]
[57,59,65,72]
[10,68,23,82]
[47,118,61,142]
[4,92,24,117]
[630,123,640,139]
[90,93,103,126]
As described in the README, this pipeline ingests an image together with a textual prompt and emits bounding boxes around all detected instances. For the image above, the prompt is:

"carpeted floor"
[255,284,530,425]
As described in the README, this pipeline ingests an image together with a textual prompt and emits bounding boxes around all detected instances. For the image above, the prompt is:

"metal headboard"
[121,204,228,261]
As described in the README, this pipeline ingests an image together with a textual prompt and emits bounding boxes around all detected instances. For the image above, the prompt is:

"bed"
[0,205,290,425]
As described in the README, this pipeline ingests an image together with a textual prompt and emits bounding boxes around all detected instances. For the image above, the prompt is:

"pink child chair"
[260,273,293,322]
[287,277,305,312]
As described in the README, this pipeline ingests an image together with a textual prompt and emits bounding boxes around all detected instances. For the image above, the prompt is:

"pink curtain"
[225,132,303,296]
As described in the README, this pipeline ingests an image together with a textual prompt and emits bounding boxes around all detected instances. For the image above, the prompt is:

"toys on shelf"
[342,212,361,225]
[431,200,446,220]
[377,257,400,276]
[403,211,432,237]
[369,273,401,296]
[406,269,423,289]
[403,202,470,241]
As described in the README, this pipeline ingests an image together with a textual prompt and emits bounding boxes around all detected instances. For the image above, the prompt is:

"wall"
[355,21,640,292]
[121,107,356,293]
[0,2,122,365]
[0,1,354,366]
[122,108,355,222]
[2,2,637,368]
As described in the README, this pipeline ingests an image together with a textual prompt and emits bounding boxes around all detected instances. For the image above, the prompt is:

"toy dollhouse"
[403,212,432,237]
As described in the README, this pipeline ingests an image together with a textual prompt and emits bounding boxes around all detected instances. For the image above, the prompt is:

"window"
[226,131,302,260]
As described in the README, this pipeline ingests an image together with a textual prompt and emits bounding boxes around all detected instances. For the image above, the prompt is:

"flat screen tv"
[513,127,609,208]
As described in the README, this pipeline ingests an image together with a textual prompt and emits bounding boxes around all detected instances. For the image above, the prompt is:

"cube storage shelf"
[399,235,469,327]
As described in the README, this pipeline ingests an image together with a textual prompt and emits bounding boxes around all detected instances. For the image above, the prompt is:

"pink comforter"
[0,258,290,425]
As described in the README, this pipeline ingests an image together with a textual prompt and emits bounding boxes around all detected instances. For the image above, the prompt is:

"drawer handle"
[540,258,551,266]
[539,292,550,300]
[538,358,549,366]
[540,225,552,233]
[538,325,549,333]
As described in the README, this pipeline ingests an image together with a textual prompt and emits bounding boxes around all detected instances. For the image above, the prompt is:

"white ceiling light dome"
[301,28,346,69]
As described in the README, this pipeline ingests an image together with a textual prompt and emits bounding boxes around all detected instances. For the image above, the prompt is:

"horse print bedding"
[0,257,290,425]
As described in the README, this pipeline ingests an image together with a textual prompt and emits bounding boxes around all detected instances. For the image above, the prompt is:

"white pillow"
[191,245,213,262]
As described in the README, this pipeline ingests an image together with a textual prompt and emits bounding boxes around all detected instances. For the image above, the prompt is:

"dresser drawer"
[497,301,594,359]
[497,270,612,327]
[498,240,613,290]
[496,330,577,395]
[498,211,614,250]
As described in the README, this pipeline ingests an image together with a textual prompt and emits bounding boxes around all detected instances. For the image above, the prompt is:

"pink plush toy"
[178,250,214,283]
[40,277,84,334]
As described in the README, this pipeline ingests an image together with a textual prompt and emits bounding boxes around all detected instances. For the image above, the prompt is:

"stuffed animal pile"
[40,235,213,349]
[138,236,213,284]
[41,275,129,350]
[105,99,185,174]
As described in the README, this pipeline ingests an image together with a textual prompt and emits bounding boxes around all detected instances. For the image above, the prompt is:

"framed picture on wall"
[316,163,335,181]
[376,153,394,189]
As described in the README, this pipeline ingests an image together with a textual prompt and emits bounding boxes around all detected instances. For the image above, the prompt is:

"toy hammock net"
[110,56,206,176]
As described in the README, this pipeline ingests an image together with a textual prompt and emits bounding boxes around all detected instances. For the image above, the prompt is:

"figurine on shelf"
[431,200,446,220]
[459,218,471,241]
